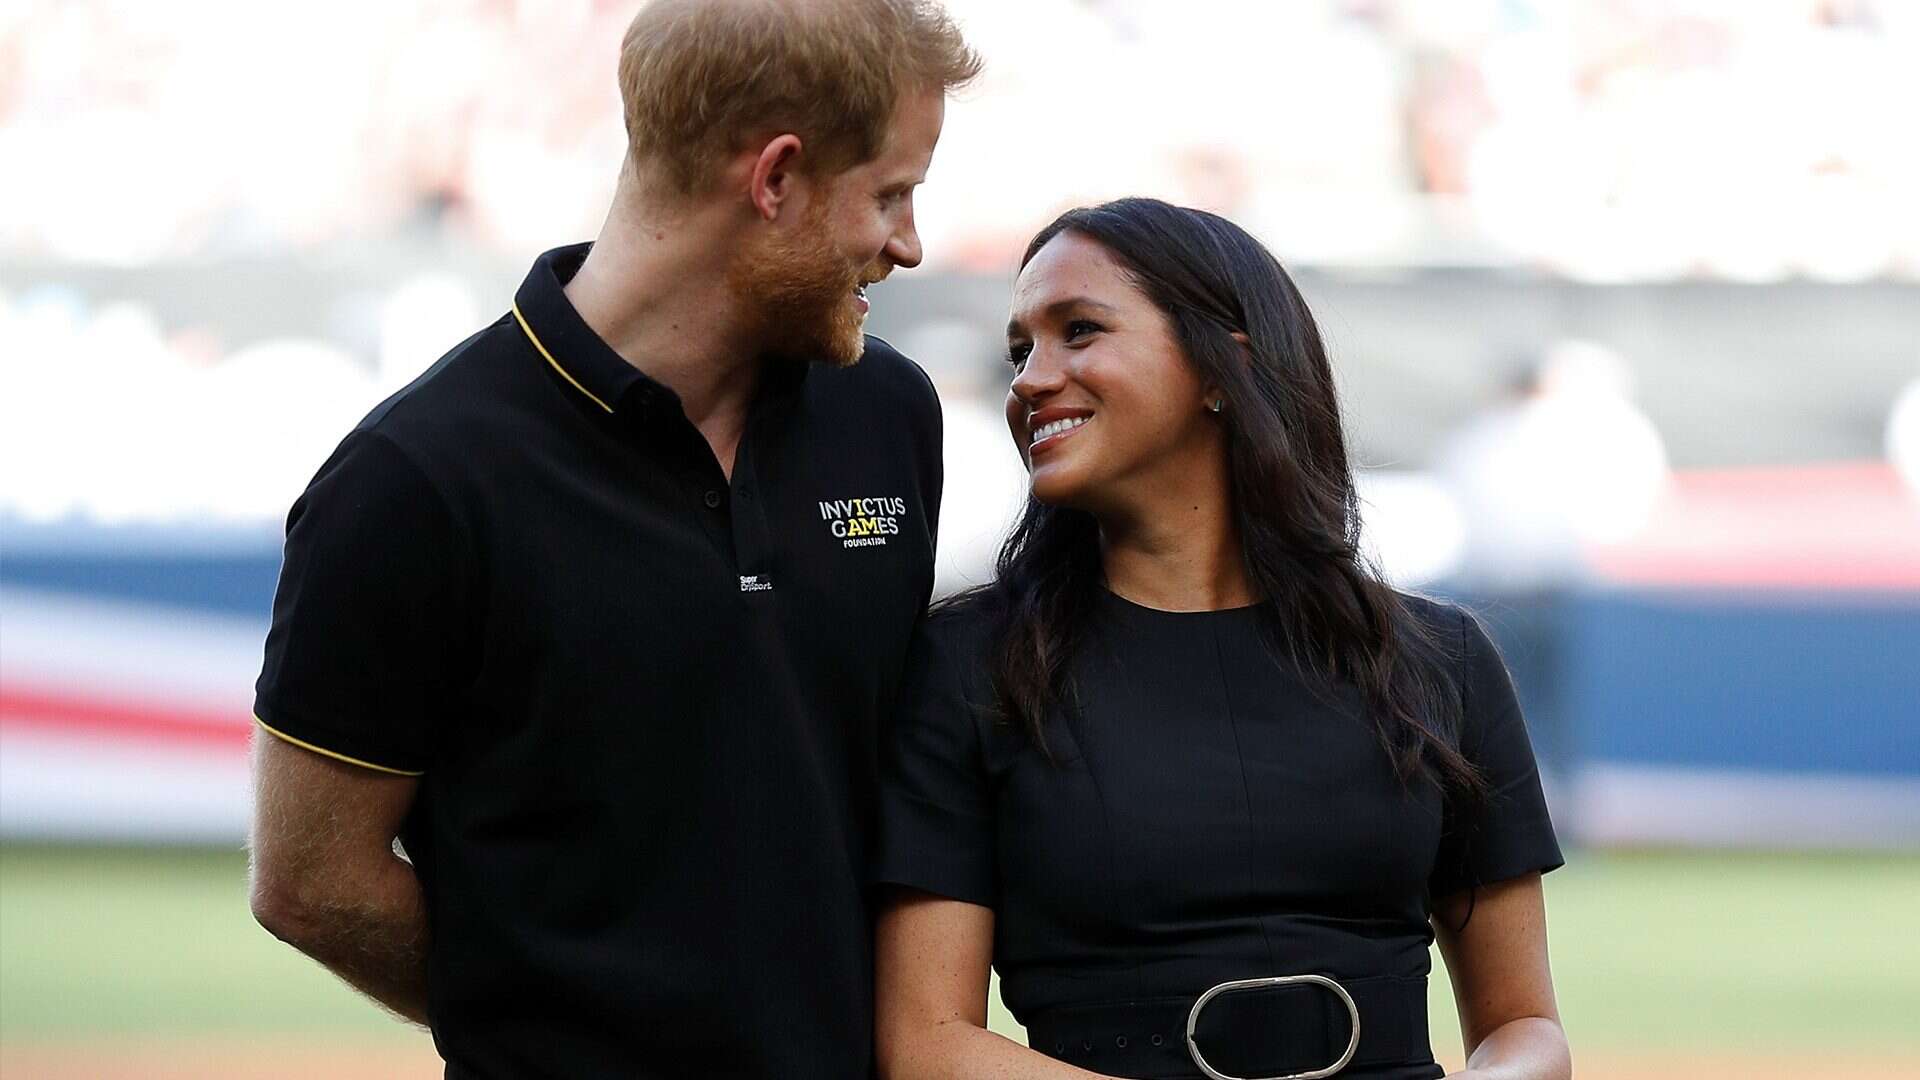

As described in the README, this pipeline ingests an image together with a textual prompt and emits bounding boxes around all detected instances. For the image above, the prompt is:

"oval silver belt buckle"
[1184,974,1360,1080]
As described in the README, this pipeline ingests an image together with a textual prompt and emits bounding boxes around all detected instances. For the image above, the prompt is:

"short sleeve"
[253,430,471,776]
[1428,608,1565,899]
[872,620,996,908]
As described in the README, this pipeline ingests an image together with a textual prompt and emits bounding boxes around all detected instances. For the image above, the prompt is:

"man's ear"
[747,134,804,222]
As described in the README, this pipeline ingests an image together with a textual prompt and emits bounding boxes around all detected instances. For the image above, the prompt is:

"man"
[247,2,979,1076]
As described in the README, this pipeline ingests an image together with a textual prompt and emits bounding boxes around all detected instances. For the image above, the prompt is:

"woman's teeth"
[1031,416,1089,444]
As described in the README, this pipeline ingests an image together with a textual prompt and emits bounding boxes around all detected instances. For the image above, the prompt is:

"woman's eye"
[1064,319,1101,341]
[1006,342,1032,367]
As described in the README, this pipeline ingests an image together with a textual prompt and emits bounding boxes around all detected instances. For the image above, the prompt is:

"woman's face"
[1004,232,1219,512]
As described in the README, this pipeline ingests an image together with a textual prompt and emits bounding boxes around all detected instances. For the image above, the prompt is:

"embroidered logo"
[818,495,906,549]
[739,574,773,593]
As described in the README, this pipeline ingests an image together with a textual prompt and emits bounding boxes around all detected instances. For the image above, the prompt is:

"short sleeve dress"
[874,589,1562,1080]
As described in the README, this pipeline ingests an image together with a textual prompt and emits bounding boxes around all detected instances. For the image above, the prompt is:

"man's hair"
[619,0,981,194]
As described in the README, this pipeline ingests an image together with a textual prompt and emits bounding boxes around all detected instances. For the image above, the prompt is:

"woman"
[873,199,1570,1080]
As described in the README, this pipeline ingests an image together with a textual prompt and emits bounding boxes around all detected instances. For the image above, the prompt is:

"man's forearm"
[260,853,431,1025]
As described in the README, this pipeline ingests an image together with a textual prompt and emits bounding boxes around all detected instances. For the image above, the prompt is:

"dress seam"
[1083,621,1147,1005]
[1211,620,1282,976]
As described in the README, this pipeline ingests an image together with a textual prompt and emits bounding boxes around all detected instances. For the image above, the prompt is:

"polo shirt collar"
[511,243,812,418]
[512,243,654,416]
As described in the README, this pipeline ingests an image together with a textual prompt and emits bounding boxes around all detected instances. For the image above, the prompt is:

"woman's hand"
[1432,873,1572,1080]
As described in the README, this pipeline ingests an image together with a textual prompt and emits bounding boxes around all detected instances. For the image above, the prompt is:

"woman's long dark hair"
[952,197,1485,804]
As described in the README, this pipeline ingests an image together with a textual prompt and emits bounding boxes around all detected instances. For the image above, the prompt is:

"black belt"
[1026,974,1430,1079]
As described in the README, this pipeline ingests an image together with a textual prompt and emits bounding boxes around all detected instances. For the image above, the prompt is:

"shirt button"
[703,490,723,509]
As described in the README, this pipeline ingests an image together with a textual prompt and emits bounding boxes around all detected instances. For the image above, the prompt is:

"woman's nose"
[1010,350,1061,405]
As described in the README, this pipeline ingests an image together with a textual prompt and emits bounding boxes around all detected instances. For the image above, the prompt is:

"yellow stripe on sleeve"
[254,716,426,777]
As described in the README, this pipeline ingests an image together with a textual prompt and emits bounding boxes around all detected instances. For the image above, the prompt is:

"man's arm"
[248,729,429,1024]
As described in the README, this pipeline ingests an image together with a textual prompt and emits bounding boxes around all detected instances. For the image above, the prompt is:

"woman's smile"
[1027,408,1093,455]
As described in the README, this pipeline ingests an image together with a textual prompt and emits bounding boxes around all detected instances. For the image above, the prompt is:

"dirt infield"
[0,1040,443,1080]
[3,1041,1916,1080]
[1552,1055,1920,1080]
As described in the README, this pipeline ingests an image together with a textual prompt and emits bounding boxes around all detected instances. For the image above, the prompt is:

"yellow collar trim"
[511,301,614,414]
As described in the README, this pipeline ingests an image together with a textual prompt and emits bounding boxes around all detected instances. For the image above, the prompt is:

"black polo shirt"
[254,244,942,1079]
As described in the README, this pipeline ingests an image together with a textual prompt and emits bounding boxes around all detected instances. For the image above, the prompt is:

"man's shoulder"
[306,315,530,506]
[354,315,522,448]
[859,333,935,391]
[810,334,939,415]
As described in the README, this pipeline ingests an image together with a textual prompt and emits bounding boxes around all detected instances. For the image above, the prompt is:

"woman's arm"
[1431,872,1571,1080]
[875,888,1111,1080]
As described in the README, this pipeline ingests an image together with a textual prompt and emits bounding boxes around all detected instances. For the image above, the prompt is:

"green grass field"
[3,845,1917,1075]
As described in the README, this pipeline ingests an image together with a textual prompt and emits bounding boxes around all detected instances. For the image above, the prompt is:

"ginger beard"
[730,195,879,369]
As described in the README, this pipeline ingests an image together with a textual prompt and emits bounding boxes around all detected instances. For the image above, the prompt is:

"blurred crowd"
[2,0,1917,589]
[3,0,1916,277]
[0,275,483,524]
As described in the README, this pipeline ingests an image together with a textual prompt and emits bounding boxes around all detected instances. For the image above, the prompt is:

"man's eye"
[1006,342,1032,367]
[1065,319,1102,341]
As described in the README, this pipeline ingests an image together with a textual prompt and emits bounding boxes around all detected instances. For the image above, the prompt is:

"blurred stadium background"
[2,1,1916,1077]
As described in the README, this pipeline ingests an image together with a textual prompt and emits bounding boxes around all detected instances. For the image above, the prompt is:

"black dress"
[874,590,1563,1080]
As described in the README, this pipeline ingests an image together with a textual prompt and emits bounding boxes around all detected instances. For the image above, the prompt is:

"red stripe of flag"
[0,683,252,748]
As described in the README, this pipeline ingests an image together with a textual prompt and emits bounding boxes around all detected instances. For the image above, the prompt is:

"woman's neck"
[1096,474,1257,613]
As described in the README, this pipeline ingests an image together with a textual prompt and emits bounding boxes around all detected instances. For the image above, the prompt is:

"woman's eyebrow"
[1006,296,1119,338]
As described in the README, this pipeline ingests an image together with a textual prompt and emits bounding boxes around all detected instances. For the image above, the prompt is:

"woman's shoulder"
[1390,591,1520,724]
[1390,590,1508,677]
[908,590,1004,692]
[920,588,1004,650]
[1392,589,1471,642]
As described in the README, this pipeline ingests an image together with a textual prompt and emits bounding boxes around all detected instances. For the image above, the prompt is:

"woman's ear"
[1203,334,1254,413]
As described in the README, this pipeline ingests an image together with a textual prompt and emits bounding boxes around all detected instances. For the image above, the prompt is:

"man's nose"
[886,218,923,270]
